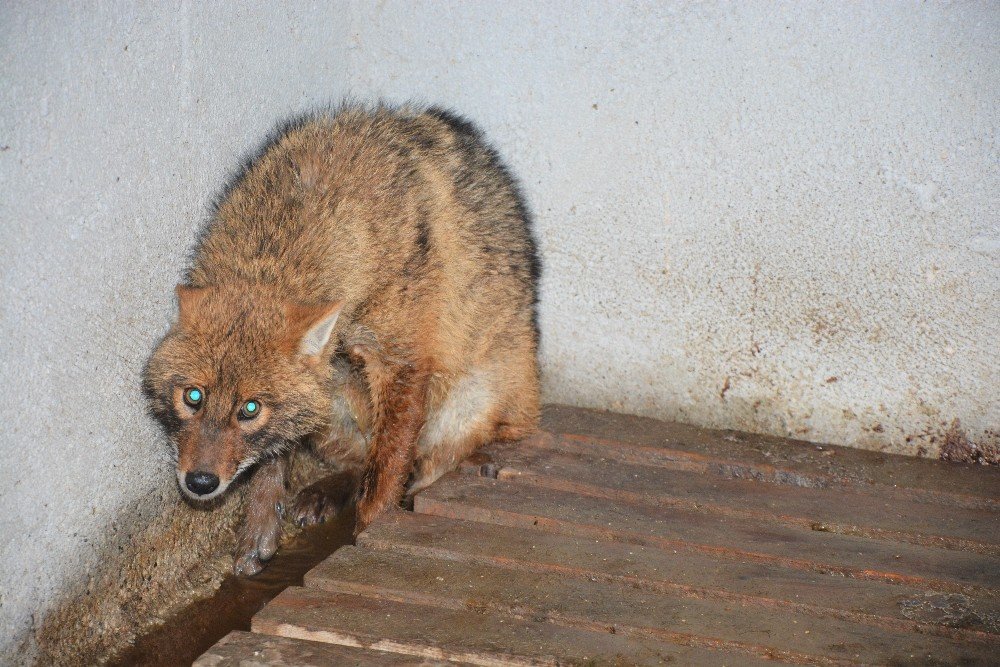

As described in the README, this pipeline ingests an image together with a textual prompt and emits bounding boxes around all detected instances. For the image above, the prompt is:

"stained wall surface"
[1,1,997,661]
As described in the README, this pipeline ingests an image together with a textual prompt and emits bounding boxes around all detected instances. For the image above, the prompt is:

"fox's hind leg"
[408,368,498,496]
[409,342,540,496]
[234,457,287,576]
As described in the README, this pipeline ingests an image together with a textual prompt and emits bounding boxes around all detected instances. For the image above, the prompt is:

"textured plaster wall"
[1,0,997,661]
[0,2,356,660]
[341,1,998,458]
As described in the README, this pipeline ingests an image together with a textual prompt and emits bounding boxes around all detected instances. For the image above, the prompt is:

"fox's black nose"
[185,471,220,496]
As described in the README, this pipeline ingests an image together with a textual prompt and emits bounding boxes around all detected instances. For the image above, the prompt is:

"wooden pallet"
[196,405,999,665]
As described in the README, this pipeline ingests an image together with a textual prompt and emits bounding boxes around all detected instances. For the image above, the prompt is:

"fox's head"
[143,284,342,501]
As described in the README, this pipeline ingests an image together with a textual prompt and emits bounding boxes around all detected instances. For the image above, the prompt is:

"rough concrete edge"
[13,452,330,667]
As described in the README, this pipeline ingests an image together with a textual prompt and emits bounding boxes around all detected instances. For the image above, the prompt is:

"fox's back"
[186,106,539,365]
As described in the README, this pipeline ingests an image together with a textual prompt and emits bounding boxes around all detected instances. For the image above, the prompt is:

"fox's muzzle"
[185,471,220,495]
[175,423,248,500]
[176,467,233,501]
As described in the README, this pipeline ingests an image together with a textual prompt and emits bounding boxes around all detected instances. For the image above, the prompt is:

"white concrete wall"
[342,0,998,457]
[1,0,997,660]
[0,2,358,659]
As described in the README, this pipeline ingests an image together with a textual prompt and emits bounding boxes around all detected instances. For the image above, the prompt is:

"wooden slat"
[416,474,1000,595]
[357,511,1000,635]
[540,405,1000,508]
[193,631,447,666]
[253,586,770,666]
[306,545,996,665]
[194,406,1000,665]
[462,437,999,554]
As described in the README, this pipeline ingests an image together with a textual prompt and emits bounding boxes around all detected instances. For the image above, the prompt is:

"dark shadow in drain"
[109,507,354,666]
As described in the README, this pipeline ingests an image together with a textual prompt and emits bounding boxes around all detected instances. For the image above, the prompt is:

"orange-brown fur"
[143,103,540,573]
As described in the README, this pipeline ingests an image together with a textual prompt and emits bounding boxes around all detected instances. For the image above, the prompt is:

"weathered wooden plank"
[306,545,996,665]
[416,474,1000,595]
[253,586,770,666]
[201,406,1000,665]
[194,631,447,666]
[306,548,1000,664]
[357,511,1000,635]
[540,405,1000,508]
[462,437,998,554]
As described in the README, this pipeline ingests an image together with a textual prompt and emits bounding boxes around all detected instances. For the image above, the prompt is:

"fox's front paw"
[234,502,284,576]
[291,487,340,527]
[290,475,355,527]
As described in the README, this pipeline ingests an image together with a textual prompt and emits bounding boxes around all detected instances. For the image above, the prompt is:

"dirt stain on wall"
[938,419,999,466]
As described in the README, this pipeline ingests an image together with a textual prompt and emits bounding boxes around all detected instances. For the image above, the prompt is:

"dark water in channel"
[109,511,355,666]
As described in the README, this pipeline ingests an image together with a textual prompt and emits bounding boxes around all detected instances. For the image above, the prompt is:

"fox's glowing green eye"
[183,387,203,408]
[239,400,260,420]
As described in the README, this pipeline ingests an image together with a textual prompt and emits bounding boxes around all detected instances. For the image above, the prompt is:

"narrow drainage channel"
[109,510,355,666]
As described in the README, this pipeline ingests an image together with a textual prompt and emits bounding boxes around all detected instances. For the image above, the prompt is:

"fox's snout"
[176,466,233,501]
[184,471,220,496]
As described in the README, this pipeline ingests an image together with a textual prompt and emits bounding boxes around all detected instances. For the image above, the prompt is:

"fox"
[142,104,541,575]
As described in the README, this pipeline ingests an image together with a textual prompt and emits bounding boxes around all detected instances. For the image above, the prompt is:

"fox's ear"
[175,285,209,326]
[286,301,343,358]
